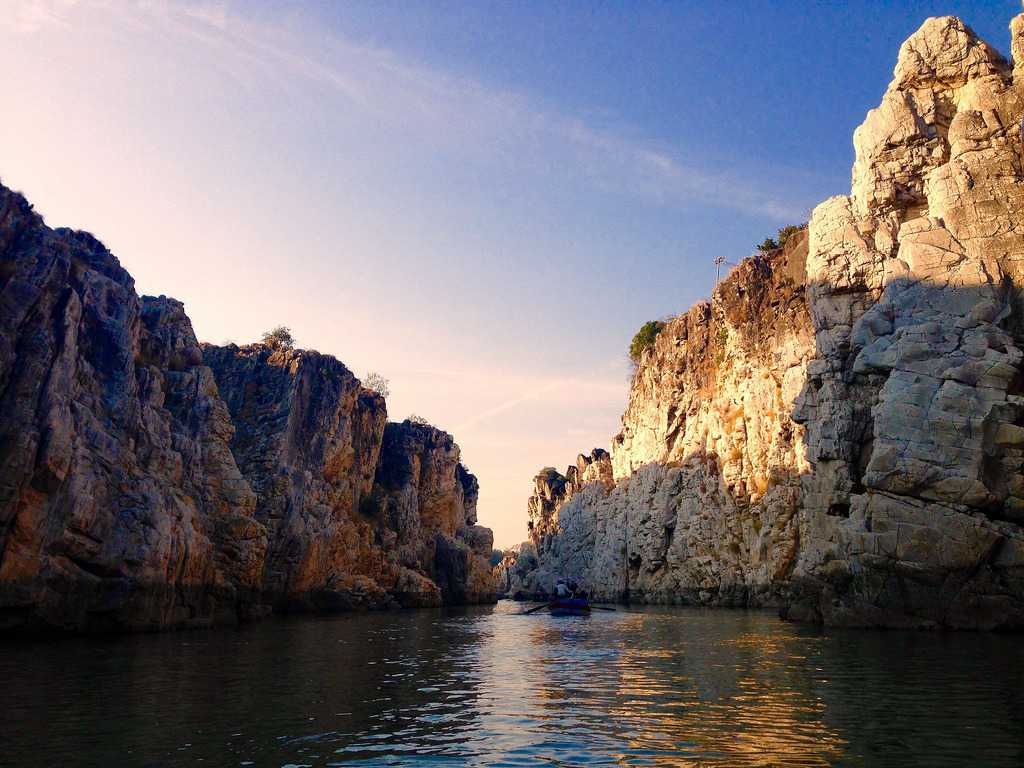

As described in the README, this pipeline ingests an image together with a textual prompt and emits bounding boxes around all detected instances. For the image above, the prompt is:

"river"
[3,601,1022,766]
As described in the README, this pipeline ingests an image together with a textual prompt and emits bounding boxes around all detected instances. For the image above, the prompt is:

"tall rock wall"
[514,236,813,606]
[0,188,266,632]
[516,14,1024,629]
[0,183,494,633]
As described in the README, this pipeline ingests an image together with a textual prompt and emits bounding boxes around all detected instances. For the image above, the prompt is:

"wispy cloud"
[451,360,628,434]
[12,0,808,222]
[182,1,227,29]
[5,0,81,33]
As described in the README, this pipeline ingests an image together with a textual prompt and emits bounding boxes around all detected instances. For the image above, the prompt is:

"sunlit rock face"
[518,236,813,606]
[0,183,494,633]
[790,15,1024,628]
[518,14,1024,629]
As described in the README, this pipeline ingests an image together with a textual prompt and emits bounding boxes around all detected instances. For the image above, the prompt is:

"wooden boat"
[548,597,591,616]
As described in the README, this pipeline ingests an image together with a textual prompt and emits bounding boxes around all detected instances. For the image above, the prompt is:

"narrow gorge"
[502,14,1024,630]
[0,184,494,633]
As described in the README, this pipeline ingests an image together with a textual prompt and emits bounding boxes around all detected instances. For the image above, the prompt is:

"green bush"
[629,320,665,362]
[261,326,295,350]
[776,224,804,247]
[756,223,807,254]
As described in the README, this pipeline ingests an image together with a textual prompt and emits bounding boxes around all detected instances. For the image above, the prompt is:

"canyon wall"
[0,184,493,633]
[511,15,1024,629]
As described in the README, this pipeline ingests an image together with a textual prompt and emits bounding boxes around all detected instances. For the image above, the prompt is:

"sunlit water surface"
[3,602,1023,767]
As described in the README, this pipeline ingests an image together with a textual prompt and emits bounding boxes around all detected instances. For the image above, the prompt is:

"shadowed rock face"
[203,344,391,610]
[0,185,494,633]
[510,14,1024,629]
[363,420,493,606]
[0,188,266,632]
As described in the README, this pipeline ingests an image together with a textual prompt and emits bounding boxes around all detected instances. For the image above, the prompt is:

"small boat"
[548,597,591,616]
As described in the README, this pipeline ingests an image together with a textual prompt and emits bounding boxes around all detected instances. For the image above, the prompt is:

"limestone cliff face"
[790,15,1024,628]
[369,421,494,606]
[0,183,493,633]
[0,187,266,632]
[513,237,812,605]
[515,15,1024,629]
[203,344,393,610]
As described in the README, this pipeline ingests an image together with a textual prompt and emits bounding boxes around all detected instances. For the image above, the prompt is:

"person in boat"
[555,578,570,600]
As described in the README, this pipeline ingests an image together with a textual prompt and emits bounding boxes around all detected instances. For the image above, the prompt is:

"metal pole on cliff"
[714,255,725,285]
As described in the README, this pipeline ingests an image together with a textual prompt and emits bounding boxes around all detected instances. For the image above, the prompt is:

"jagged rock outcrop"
[203,343,394,610]
[0,182,494,633]
[515,235,813,605]
[516,14,1024,629]
[369,421,494,606]
[789,15,1024,628]
[0,188,266,632]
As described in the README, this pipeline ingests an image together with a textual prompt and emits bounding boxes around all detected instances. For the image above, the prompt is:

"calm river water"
[3,601,1023,767]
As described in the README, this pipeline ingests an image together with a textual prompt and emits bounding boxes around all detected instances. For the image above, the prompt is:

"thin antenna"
[714,255,726,285]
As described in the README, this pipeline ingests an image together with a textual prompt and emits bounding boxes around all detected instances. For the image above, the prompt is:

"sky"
[1,0,1020,547]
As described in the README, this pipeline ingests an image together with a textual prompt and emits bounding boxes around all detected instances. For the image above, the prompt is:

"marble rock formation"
[513,15,1024,629]
[0,182,493,633]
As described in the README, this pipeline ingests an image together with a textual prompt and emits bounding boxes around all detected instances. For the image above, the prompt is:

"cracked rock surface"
[508,14,1024,629]
[0,185,493,634]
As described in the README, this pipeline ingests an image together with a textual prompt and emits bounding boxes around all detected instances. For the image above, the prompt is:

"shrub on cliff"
[261,325,295,350]
[364,372,390,398]
[756,223,806,254]
[776,224,805,247]
[629,320,665,363]
[407,414,430,425]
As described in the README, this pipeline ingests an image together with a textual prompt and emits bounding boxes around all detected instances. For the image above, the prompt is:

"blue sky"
[1,0,1019,546]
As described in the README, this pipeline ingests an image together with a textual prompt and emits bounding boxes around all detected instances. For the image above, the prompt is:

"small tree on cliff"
[776,224,805,248]
[629,320,666,364]
[756,223,806,254]
[364,372,390,399]
[261,326,295,350]
[407,413,430,426]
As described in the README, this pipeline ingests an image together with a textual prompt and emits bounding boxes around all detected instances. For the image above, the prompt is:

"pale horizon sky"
[2,0,1018,546]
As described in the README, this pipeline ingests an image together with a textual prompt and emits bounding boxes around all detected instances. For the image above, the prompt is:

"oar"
[590,605,617,611]
[522,602,554,615]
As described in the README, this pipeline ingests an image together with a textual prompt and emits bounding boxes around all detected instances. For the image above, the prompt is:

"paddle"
[522,602,554,615]
[590,605,617,611]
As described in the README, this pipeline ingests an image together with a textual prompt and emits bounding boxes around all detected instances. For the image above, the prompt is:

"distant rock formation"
[0,184,493,634]
[511,14,1024,629]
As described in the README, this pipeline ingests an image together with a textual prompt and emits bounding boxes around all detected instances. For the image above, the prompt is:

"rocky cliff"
[0,183,493,633]
[511,14,1024,629]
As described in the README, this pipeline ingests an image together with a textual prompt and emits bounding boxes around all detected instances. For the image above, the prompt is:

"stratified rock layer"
[0,184,493,633]
[513,14,1024,629]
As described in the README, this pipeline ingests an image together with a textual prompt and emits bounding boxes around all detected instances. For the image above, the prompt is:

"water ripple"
[2,604,1024,766]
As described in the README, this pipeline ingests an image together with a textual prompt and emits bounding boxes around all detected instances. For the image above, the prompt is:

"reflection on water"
[3,602,1023,766]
